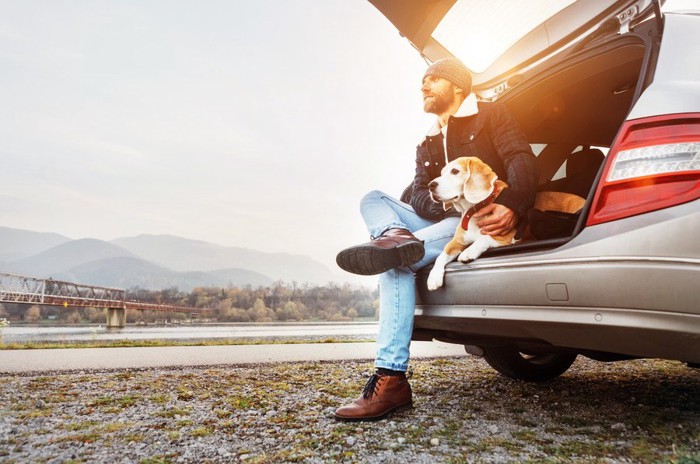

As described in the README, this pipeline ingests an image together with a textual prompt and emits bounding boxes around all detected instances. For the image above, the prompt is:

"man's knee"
[361,189,387,204]
[360,190,390,212]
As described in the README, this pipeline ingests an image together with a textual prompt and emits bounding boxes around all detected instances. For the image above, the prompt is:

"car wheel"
[480,346,577,382]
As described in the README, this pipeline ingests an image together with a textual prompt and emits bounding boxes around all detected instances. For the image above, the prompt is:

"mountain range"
[0,226,338,291]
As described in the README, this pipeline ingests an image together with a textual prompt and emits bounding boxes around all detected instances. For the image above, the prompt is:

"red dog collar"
[460,185,503,230]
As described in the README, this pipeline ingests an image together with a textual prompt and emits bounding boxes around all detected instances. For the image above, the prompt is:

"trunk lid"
[369,0,663,89]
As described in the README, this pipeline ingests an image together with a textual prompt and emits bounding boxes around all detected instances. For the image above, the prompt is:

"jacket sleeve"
[489,102,538,218]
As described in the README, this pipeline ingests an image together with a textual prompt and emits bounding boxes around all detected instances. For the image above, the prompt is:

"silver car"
[370,0,700,380]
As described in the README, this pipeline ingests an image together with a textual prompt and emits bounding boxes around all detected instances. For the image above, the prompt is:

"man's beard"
[423,85,453,114]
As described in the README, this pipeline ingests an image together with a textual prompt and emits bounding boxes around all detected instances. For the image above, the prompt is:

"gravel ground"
[1,355,698,463]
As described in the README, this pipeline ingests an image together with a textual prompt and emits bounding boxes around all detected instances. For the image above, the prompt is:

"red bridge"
[0,272,211,327]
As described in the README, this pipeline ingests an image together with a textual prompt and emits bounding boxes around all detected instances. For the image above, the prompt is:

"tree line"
[0,282,379,324]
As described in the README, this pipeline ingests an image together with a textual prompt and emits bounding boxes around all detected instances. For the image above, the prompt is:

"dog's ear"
[464,158,497,204]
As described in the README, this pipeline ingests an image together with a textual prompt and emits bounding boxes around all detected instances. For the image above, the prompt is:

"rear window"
[552,146,609,181]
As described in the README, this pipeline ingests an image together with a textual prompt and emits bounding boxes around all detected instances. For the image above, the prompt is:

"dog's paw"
[457,248,479,263]
[427,268,444,291]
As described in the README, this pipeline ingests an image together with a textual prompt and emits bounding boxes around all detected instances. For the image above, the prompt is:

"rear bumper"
[413,304,700,364]
[416,257,700,314]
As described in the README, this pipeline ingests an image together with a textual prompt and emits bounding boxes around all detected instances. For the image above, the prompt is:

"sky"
[0,0,432,275]
[1,0,694,277]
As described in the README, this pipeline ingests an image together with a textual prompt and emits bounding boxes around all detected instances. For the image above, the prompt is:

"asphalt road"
[0,341,466,373]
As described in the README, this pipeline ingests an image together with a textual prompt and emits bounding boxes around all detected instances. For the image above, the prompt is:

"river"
[0,322,379,344]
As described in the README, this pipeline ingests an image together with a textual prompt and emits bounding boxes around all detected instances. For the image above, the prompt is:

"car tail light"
[586,113,700,226]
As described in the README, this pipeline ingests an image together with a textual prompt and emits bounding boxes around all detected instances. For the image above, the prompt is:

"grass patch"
[58,431,102,444]
[64,421,100,431]
[226,395,259,410]
[155,407,190,418]
[27,377,53,389]
[512,429,539,442]
[190,426,213,438]
[88,394,141,411]
[140,455,175,464]
[0,337,373,350]
[16,408,54,419]
[149,393,170,405]
[98,422,133,434]
[176,388,195,401]
[542,439,620,459]
[124,433,146,443]
[213,408,232,418]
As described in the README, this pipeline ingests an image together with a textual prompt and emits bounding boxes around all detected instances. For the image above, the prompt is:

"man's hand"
[474,203,517,236]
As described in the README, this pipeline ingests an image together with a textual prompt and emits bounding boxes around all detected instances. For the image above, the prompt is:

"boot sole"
[334,401,414,422]
[336,242,424,276]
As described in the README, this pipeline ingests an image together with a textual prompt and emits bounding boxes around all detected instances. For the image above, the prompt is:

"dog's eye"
[450,168,460,175]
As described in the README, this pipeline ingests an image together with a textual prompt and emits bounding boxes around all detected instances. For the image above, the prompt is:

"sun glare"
[433,0,576,73]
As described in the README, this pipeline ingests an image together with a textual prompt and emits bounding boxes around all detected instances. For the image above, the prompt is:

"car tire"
[480,346,577,382]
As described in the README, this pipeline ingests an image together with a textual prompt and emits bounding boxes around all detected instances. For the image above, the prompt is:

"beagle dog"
[426,156,586,291]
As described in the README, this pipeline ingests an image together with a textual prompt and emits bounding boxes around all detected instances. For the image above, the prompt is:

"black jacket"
[402,101,538,221]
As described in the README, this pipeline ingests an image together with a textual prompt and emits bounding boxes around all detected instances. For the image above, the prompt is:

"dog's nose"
[428,180,437,191]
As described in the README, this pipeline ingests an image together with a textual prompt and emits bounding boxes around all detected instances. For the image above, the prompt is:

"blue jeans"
[360,190,459,372]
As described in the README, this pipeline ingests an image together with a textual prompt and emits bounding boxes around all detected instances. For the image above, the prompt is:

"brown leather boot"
[334,372,413,421]
[335,228,424,275]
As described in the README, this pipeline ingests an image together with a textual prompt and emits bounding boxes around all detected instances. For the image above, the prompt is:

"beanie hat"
[423,58,472,92]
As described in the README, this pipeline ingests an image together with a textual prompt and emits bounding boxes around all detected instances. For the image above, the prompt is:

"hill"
[0,226,71,262]
[57,257,273,291]
[111,234,334,284]
[6,238,135,277]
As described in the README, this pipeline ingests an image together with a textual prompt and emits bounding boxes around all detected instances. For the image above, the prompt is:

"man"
[334,58,537,421]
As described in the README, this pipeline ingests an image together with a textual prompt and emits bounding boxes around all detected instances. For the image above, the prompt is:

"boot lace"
[361,374,381,400]
[361,370,412,399]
